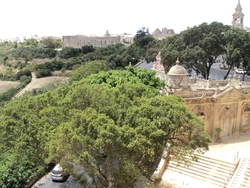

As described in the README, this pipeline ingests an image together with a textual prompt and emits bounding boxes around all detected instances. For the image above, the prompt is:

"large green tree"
[0,67,210,187]
[42,83,210,187]
[161,22,231,79]
[223,28,250,80]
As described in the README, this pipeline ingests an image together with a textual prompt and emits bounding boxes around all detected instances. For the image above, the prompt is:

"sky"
[0,0,249,39]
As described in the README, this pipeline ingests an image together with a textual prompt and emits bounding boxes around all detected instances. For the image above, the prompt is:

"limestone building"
[156,59,250,141]
[152,28,175,40]
[232,0,244,29]
[62,30,134,48]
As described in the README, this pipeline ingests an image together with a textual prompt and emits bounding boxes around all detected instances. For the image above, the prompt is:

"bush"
[9,46,56,59]
[59,47,81,59]
[81,45,95,54]
[35,69,52,78]
[15,68,32,80]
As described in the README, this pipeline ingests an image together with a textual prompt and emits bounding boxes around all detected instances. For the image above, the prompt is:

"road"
[210,63,250,81]
[137,61,250,82]
[13,72,36,98]
[32,174,84,188]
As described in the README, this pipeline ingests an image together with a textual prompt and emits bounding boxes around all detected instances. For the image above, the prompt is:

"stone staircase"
[241,166,250,187]
[227,158,250,188]
[168,154,237,187]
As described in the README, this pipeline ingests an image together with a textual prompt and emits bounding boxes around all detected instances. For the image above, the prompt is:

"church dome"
[168,58,187,75]
[152,28,162,35]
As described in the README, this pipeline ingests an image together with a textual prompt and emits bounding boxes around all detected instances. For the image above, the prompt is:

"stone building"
[152,27,175,40]
[62,30,134,48]
[156,59,250,141]
[62,27,176,48]
[232,0,244,29]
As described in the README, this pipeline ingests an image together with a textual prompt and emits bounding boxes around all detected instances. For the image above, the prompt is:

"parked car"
[236,69,247,74]
[51,164,69,181]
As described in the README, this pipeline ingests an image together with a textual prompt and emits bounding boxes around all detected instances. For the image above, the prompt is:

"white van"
[51,164,68,181]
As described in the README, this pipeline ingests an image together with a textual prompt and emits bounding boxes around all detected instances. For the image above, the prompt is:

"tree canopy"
[161,22,231,79]
[223,28,250,79]
[0,67,210,187]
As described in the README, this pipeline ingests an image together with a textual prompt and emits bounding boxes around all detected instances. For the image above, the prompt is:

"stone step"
[170,160,233,181]
[186,155,235,172]
[169,155,236,187]
[195,154,236,168]
[176,155,236,175]
[169,163,227,187]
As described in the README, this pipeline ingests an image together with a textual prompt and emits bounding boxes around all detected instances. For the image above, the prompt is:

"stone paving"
[162,132,250,188]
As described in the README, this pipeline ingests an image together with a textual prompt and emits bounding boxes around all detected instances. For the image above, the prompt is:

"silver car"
[236,69,247,74]
[51,164,68,181]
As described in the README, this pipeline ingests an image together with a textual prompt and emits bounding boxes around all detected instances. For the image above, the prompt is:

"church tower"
[232,0,244,29]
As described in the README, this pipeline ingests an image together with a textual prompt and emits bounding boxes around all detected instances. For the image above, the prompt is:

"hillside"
[0,81,20,93]
[25,76,68,92]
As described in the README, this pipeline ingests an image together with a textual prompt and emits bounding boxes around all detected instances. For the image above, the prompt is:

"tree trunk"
[224,63,234,80]
[242,73,245,81]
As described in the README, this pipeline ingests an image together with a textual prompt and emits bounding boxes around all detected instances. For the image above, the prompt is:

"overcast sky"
[0,0,249,39]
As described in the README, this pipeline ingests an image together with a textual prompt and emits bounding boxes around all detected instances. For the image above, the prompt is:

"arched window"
[198,112,205,116]
[244,107,250,112]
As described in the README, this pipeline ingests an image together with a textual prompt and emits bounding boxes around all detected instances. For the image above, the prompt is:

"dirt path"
[13,72,36,98]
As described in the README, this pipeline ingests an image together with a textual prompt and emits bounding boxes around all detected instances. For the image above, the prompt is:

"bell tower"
[232,0,244,29]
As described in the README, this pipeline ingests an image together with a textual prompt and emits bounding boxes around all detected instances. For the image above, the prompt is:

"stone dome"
[167,58,189,89]
[152,28,162,35]
[168,59,187,75]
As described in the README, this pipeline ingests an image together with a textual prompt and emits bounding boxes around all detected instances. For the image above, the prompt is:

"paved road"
[137,61,250,82]
[210,63,250,81]
[32,174,84,188]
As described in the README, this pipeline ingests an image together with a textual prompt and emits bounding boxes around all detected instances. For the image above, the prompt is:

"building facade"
[62,27,176,48]
[155,59,250,141]
[62,30,134,48]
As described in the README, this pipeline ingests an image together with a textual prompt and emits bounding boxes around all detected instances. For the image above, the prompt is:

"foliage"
[59,47,82,59]
[145,40,164,63]
[40,37,62,48]
[15,68,32,80]
[134,26,150,42]
[9,46,56,59]
[223,28,250,79]
[25,38,39,47]
[64,58,83,70]
[0,67,210,187]
[215,127,222,138]
[35,68,52,78]
[86,66,165,95]
[161,22,231,79]
[134,35,155,50]
[0,156,36,188]
[33,59,64,78]
[0,75,31,105]
[69,61,106,83]
[81,45,95,54]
